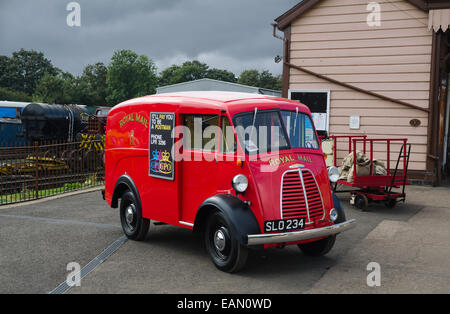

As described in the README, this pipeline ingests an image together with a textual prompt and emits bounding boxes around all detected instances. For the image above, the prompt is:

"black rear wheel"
[120,190,150,241]
[205,211,248,273]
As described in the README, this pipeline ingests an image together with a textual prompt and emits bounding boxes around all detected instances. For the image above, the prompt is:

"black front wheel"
[205,211,248,273]
[298,235,336,256]
[120,191,150,241]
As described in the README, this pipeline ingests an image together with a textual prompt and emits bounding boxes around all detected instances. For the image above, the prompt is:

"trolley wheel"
[384,198,397,208]
[354,194,369,211]
[205,211,248,273]
[119,190,150,241]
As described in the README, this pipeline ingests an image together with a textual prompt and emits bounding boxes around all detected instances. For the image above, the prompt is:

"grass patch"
[0,176,103,204]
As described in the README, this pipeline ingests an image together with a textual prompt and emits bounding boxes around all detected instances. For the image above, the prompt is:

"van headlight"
[328,166,339,183]
[329,208,338,222]
[232,174,248,193]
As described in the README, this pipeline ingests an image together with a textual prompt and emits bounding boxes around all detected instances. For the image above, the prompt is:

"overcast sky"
[0,0,299,76]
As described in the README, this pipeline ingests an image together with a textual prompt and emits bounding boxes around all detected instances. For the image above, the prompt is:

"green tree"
[168,60,209,85]
[0,55,11,88]
[0,87,32,102]
[8,49,57,95]
[82,62,108,106]
[237,70,260,87]
[106,50,157,105]
[237,69,281,91]
[158,60,237,86]
[259,70,282,90]
[158,64,181,86]
[32,70,79,104]
[206,68,237,83]
[32,73,66,104]
[67,76,95,106]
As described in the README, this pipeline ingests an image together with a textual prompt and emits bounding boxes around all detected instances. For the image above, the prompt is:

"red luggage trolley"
[329,136,411,210]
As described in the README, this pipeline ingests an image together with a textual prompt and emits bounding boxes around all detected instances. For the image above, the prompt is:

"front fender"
[194,193,261,246]
[332,192,346,224]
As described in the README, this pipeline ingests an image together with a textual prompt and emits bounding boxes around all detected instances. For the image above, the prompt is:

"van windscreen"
[233,110,290,155]
[281,111,320,150]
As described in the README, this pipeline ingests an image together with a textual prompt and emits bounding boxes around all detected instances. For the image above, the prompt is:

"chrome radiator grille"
[281,169,324,221]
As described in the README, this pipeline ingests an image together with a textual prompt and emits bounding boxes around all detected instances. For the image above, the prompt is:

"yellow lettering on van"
[268,154,311,167]
[297,155,312,163]
[120,113,149,129]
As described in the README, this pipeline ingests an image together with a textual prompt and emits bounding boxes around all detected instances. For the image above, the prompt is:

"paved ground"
[0,185,448,294]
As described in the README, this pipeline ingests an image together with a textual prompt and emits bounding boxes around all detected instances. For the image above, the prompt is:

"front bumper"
[246,219,356,246]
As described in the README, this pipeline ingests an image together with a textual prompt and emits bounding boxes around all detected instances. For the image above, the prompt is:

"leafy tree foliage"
[0,56,11,88]
[1,49,282,105]
[158,60,237,86]
[6,49,57,95]
[106,50,158,105]
[158,64,182,87]
[207,68,237,83]
[237,69,260,87]
[0,87,32,102]
[81,62,108,106]
[33,69,103,106]
[238,69,281,91]
[32,72,70,104]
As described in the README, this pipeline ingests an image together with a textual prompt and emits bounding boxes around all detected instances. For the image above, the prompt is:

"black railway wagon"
[21,103,89,141]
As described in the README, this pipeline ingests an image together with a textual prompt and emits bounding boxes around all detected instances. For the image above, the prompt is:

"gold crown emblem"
[161,150,171,162]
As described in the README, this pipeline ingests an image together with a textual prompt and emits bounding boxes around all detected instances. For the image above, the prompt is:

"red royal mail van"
[104,91,355,272]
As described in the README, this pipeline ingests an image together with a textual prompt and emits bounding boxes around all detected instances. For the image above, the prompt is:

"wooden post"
[34,141,39,200]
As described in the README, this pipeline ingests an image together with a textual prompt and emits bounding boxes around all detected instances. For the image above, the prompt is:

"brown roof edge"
[428,1,450,10]
[275,0,450,30]
[407,0,428,10]
[275,0,320,31]
[285,62,430,113]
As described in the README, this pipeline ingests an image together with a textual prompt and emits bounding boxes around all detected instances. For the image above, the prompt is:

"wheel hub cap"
[214,229,226,252]
[125,206,135,225]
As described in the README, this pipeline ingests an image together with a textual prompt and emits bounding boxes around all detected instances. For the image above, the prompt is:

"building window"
[288,90,330,136]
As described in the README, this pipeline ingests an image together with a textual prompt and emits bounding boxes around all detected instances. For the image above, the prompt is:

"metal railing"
[0,138,104,206]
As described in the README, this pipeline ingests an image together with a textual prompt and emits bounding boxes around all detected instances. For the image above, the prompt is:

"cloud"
[0,0,298,75]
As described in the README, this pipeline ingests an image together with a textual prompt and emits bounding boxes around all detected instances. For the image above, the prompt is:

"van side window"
[183,115,219,151]
[221,116,236,153]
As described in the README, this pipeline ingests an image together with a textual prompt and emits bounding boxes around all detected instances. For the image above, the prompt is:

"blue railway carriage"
[0,101,30,146]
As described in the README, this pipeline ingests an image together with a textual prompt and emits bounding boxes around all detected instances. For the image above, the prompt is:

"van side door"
[180,114,219,225]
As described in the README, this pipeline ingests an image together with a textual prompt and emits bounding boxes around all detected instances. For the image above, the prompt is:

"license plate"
[264,218,305,233]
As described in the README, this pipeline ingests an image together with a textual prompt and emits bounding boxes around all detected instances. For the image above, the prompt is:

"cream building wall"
[288,0,432,170]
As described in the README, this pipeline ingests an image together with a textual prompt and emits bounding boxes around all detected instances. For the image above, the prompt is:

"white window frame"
[288,89,331,133]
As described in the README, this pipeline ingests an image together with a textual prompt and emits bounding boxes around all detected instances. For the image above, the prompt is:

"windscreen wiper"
[293,107,299,136]
[247,107,258,153]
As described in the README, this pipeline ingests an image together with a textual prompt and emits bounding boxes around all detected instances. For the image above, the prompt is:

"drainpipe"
[271,23,290,98]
